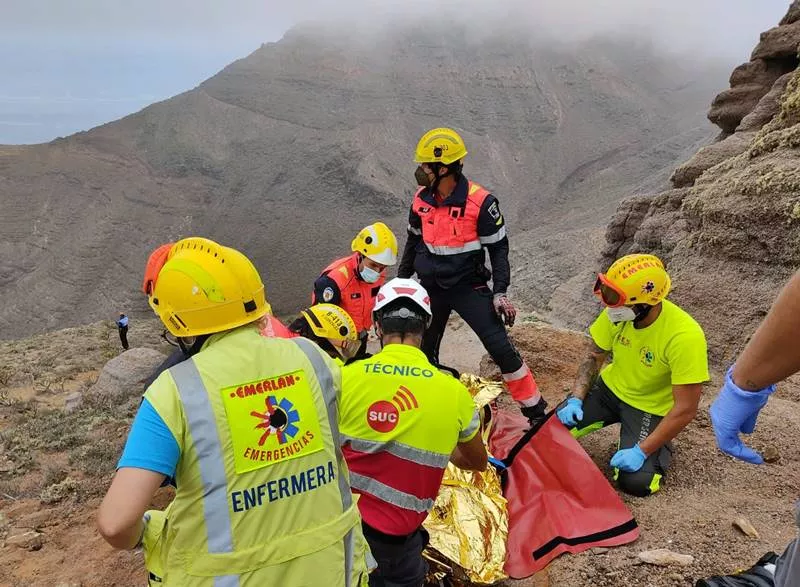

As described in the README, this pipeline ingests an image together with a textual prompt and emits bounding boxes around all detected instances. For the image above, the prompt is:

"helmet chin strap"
[430,162,461,196]
[178,334,210,357]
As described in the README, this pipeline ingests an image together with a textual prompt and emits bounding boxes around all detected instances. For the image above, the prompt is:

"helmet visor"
[593,274,627,307]
[331,337,361,361]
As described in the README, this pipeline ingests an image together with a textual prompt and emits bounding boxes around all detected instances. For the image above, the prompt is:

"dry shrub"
[40,477,80,504]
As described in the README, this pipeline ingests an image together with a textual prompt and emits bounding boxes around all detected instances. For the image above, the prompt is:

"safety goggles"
[331,337,361,361]
[593,273,627,308]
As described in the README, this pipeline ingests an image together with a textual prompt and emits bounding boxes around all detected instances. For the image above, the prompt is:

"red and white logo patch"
[366,386,419,433]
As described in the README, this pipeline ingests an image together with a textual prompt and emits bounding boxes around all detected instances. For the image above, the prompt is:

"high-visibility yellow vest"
[144,325,373,586]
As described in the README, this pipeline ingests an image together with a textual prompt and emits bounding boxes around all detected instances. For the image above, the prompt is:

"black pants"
[570,377,672,497]
[118,325,129,350]
[421,282,523,375]
[364,524,428,587]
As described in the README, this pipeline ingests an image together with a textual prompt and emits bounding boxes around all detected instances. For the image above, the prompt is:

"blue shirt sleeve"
[118,398,180,480]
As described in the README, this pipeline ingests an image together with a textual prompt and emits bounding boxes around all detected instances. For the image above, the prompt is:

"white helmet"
[373,278,432,322]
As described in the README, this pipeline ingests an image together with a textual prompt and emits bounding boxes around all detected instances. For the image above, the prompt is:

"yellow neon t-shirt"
[340,344,480,451]
[589,299,709,416]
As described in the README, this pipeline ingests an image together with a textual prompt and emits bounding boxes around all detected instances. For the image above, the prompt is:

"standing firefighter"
[398,127,546,424]
[558,254,709,497]
[313,222,398,358]
[340,278,488,587]
[98,237,372,586]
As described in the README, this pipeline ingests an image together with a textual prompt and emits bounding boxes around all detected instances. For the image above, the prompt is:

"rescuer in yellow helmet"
[398,127,547,425]
[558,253,709,497]
[288,303,362,364]
[312,222,399,358]
[98,237,373,586]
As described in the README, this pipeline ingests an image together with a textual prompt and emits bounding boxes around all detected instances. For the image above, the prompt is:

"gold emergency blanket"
[422,374,508,585]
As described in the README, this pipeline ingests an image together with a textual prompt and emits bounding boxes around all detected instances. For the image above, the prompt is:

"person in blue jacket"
[116,313,129,350]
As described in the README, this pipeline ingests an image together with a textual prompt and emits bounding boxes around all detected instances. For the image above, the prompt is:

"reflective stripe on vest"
[340,435,450,468]
[424,240,482,255]
[349,473,435,513]
[460,411,481,441]
[170,360,240,587]
[412,182,493,256]
[171,344,360,586]
[291,337,354,587]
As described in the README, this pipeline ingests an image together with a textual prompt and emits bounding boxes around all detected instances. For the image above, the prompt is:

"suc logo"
[366,386,419,433]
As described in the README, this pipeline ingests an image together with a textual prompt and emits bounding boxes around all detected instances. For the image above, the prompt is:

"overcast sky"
[0,0,791,144]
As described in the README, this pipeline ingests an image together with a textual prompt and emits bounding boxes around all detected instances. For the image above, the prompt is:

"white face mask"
[606,306,638,323]
[360,266,382,283]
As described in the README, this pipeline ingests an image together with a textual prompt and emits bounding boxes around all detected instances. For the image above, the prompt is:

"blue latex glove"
[556,397,584,427]
[610,444,647,473]
[488,456,507,471]
[709,367,776,464]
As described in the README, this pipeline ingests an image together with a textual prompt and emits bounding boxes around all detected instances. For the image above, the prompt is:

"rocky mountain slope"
[602,1,800,364]
[0,25,727,339]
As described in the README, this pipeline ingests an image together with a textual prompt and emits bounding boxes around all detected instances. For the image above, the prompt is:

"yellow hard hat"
[148,237,272,337]
[301,304,361,360]
[351,222,398,266]
[594,253,671,307]
[302,304,358,341]
[414,128,468,165]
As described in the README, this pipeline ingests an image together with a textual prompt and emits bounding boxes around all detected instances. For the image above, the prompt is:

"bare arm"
[97,468,166,550]
[639,383,702,455]
[571,339,610,400]
[450,434,488,472]
[733,271,800,390]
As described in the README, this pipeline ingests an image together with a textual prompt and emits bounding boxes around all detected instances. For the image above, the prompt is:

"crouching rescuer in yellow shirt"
[557,254,709,497]
[339,277,488,587]
[97,237,373,586]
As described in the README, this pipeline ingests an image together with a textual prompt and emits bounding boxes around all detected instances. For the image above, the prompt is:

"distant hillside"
[0,25,728,339]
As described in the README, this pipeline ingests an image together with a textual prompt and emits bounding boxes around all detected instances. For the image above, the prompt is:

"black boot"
[520,398,548,428]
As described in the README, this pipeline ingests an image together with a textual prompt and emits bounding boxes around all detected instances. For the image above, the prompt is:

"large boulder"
[601,189,689,261]
[752,20,800,60]
[738,72,794,131]
[670,132,755,188]
[708,60,785,134]
[780,0,800,26]
[88,348,166,401]
[707,12,800,136]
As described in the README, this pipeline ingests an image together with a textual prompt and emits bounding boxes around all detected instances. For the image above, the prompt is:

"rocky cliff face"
[0,25,727,339]
[601,1,800,365]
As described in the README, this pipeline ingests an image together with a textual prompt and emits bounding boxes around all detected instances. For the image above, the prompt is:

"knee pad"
[617,471,661,498]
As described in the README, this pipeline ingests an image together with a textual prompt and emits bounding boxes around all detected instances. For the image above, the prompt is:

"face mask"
[360,266,382,283]
[415,165,433,188]
[606,306,638,323]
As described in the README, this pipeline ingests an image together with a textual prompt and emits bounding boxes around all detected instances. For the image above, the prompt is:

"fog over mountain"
[0,10,741,338]
[1,1,786,143]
